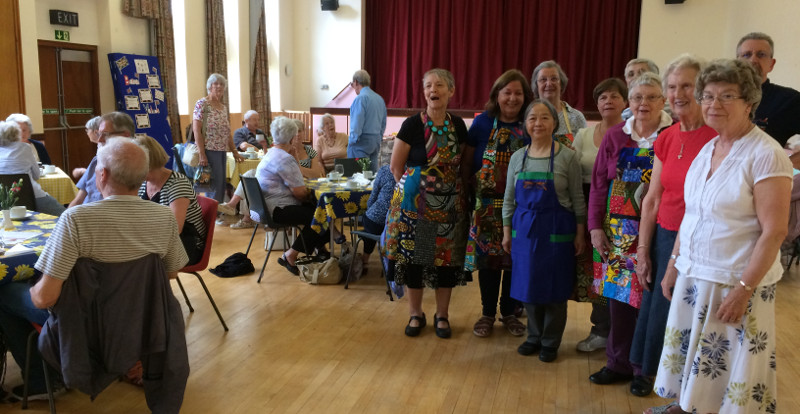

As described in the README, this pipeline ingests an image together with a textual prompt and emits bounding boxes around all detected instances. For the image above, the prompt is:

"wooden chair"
[173,196,229,331]
[0,173,37,211]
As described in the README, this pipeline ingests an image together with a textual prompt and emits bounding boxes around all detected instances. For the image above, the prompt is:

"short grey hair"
[318,113,335,134]
[270,116,298,145]
[531,60,569,98]
[662,54,705,91]
[243,110,259,121]
[696,59,762,120]
[626,58,660,75]
[96,138,149,191]
[736,32,774,57]
[0,120,21,146]
[100,111,135,136]
[523,99,561,136]
[423,68,455,90]
[5,113,32,133]
[352,70,371,87]
[628,72,663,98]
[85,116,101,131]
[206,73,228,93]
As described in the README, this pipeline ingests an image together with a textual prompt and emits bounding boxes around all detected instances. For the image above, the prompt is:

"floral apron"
[384,113,468,287]
[510,143,576,304]
[592,146,653,308]
[553,105,575,150]
[465,118,525,271]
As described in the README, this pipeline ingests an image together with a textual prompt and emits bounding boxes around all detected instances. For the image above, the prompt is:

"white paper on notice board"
[134,59,149,74]
[136,113,150,129]
[138,88,153,103]
[125,95,140,110]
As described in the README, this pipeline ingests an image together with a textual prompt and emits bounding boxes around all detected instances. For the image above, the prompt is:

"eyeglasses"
[698,94,743,105]
[536,76,560,85]
[98,130,125,139]
[629,95,663,104]
[738,51,771,60]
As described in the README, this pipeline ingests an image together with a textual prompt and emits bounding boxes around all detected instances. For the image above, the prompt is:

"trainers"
[230,218,257,229]
[576,333,607,352]
[217,203,236,215]
[12,383,66,401]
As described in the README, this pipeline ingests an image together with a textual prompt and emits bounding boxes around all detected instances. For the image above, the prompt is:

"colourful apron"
[592,146,652,308]
[553,104,575,150]
[510,143,577,304]
[465,118,525,271]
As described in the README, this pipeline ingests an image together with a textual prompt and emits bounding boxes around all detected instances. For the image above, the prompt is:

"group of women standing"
[384,56,789,414]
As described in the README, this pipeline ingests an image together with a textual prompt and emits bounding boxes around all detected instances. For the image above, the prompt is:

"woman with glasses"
[530,60,587,149]
[628,55,717,399]
[586,72,673,389]
[649,59,790,414]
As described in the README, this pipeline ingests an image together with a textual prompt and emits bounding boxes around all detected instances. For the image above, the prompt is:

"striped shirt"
[137,171,206,240]
[35,195,188,280]
[299,145,317,168]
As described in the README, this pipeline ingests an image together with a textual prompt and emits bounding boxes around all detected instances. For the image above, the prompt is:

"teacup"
[363,171,374,180]
[10,206,26,219]
[246,146,256,153]
[327,172,342,181]
[43,164,56,174]
[345,180,358,189]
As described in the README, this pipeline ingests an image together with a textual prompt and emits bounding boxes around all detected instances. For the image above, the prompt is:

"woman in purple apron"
[502,99,586,362]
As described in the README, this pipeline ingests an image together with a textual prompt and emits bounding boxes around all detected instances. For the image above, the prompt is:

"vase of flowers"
[0,178,23,230]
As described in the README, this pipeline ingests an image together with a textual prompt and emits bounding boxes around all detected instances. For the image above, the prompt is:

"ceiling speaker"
[321,0,339,11]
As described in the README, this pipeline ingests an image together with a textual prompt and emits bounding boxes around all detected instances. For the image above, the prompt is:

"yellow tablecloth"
[38,167,78,205]
[0,212,58,285]
[226,154,261,188]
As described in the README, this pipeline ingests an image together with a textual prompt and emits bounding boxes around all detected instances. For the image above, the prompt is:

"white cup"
[43,164,56,174]
[363,171,374,180]
[256,134,266,143]
[327,172,341,181]
[246,146,256,153]
[10,206,26,219]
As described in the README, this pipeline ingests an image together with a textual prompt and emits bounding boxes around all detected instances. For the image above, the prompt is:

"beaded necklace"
[422,112,453,164]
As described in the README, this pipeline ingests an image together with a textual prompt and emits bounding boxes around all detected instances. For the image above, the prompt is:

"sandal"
[500,315,526,336]
[472,316,495,337]
[405,313,426,337]
[643,401,682,414]
[434,313,451,339]
[278,253,299,276]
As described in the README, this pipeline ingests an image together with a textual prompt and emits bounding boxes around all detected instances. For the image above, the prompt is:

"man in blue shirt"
[348,70,387,172]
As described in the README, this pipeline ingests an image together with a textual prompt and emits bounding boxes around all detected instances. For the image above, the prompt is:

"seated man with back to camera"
[0,138,189,405]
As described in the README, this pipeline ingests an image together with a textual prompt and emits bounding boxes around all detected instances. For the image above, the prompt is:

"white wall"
[639,0,800,91]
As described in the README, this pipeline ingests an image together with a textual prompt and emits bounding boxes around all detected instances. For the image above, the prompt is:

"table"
[305,178,372,239]
[39,167,78,204]
[226,154,261,188]
[0,213,58,286]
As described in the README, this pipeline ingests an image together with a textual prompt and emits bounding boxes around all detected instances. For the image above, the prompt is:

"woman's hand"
[233,152,245,163]
[661,259,678,301]
[574,234,586,256]
[590,229,611,262]
[198,151,208,167]
[635,247,652,291]
[716,285,751,324]
[502,226,512,254]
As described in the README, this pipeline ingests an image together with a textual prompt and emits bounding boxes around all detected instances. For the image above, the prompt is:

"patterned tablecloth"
[305,178,372,234]
[0,213,58,286]
[226,154,261,188]
[39,167,78,205]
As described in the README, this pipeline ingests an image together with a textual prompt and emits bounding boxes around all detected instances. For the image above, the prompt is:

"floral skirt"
[655,275,777,414]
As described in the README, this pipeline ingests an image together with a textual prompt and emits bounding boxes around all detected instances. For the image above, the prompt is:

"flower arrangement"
[0,178,23,210]
[356,157,371,173]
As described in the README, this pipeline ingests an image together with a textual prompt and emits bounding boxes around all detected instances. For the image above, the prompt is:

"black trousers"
[360,215,385,254]
[272,203,330,254]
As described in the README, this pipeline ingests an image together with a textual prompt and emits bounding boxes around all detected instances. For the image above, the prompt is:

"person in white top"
[651,59,792,414]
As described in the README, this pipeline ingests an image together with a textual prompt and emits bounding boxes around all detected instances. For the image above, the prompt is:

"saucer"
[11,212,34,221]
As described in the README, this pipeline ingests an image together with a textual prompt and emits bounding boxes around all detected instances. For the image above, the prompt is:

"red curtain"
[364,0,642,112]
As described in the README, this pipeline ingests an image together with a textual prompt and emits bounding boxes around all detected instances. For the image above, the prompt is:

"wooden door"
[38,41,100,172]
[0,0,25,116]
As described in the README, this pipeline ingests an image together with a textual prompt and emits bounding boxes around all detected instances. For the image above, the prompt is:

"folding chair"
[347,230,393,301]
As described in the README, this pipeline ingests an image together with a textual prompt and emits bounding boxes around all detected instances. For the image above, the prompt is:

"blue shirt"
[348,86,387,158]
[76,156,103,204]
[466,112,528,175]
[365,165,394,224]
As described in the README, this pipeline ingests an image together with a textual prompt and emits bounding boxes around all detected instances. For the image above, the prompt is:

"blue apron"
[510,143,576,304]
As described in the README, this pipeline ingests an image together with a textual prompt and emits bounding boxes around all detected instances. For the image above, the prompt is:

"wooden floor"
[6,216,800,413]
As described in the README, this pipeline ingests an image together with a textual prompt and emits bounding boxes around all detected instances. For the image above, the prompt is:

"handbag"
[297,256,342,285]
[338,242,363,282]
[182,143,200,167]
[194,165,212,185]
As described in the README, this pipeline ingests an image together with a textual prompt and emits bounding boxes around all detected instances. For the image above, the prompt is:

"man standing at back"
[348,70,386,172]
[736,32,800,147]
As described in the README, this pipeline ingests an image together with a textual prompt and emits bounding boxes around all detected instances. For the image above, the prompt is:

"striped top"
[138,171,206,240]
[299,145,317,168]
[35,195,188,280]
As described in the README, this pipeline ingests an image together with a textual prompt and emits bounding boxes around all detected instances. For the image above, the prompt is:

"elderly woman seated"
[290,119,326,179]
[6,113,52,165]
[135,135,207,266]
[0,121,65,216]
[258,117,331,275]
[313,113,349,173]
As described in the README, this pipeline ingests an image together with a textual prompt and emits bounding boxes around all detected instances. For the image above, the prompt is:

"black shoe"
[589,366,634,385]
[630,375,653,397]
[405,313,426,337]
[517,341,541,356]
[434,314,451,338]
[278,254,299,276]
[315,249,331,261]
[538,346,558,363]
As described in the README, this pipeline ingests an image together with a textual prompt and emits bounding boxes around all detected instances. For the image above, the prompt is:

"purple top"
[587,122,638,231]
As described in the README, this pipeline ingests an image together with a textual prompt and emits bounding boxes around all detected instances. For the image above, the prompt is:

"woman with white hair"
[256,117,331,275]
[531,61,587,149]
[73,116,102,180]
[0,121,65,216]
[5,113,51,164]
[313,113,349,172]
[192,73,244,204]
[289,119,325,179]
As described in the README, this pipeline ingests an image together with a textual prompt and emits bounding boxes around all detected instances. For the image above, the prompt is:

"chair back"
[240,175,279,228]
[0,173,37,210]
[181,196,217,272]
[334,158,362,176]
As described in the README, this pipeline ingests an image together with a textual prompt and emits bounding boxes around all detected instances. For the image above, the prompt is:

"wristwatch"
[739,280,753,292]
[669,254,679,261]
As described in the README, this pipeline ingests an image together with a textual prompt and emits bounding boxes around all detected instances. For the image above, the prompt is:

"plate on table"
[11,212,35,221]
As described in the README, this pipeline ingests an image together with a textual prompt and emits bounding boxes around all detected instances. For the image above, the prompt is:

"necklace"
[426,118,451,135]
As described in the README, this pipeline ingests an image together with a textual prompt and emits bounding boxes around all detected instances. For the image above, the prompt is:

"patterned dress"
[384,113,469,288]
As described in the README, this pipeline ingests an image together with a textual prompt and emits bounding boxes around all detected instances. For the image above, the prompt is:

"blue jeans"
[0,280,52,391]
[202,150,228,203]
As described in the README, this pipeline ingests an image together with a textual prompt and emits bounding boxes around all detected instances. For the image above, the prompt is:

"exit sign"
[50,10,79,27]
[55,30,70,42]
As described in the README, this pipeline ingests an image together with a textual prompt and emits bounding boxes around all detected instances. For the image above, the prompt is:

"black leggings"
[272,203,330,254]
[361,215,385,254]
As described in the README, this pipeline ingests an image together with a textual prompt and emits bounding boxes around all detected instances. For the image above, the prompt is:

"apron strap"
[560,103,573,136]
[520,141,556,173]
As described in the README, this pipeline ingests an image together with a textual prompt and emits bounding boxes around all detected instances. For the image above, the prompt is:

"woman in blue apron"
[502,100,586,362]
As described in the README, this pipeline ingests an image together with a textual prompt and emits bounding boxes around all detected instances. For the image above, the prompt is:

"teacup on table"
[43,164,56,174]
[327,172,342,181]
[10,206,27,219]
[246,146,256,153]
[363,171,374,180]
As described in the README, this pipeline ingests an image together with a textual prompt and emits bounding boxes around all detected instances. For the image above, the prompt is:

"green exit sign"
[55,30,70,41]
